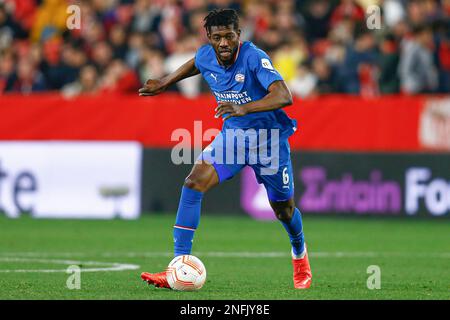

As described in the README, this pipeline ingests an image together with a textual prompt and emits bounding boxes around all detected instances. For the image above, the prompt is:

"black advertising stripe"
[0,300,443,318]
[141,149,450,218]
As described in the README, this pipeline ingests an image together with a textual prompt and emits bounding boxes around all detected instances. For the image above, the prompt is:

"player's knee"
[274,205,295,223]
[184,175,208,192]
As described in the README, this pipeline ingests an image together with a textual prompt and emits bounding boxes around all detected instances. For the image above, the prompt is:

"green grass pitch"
[0,214,448,300]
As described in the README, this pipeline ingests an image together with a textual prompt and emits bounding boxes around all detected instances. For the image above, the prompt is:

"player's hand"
[138,79,167,96]
[214,101,247,121]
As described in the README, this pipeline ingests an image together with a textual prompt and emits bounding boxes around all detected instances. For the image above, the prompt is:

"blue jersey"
[194,41,297,138]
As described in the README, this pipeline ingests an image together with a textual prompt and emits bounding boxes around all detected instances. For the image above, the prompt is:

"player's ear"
[237,29,241,37]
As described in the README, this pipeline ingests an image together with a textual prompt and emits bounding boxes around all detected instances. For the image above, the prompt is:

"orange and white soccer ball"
[166,255,207,291]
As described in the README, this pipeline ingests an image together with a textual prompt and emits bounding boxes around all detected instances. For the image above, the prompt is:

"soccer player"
[139,9,312,289]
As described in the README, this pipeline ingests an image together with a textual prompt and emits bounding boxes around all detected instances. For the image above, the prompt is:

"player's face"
[207,25,241,65]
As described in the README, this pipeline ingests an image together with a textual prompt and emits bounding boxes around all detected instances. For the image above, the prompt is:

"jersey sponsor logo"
[235,73,245,83]
[210,73,218,82]
[213,91,252,105]
[261,58,274,70]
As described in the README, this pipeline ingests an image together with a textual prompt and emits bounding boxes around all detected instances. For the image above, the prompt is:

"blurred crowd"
[0,0,449,98]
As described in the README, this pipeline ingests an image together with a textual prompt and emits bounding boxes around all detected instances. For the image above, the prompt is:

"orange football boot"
[141,271,171,289]
[292,246,312,289]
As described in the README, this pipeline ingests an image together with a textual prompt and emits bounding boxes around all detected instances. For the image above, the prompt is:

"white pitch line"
[1,251,449,259]
[115,251,450,258]
[0,257,139,273]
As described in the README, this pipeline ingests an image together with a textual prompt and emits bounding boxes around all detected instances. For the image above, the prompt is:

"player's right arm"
[138,58,200,96]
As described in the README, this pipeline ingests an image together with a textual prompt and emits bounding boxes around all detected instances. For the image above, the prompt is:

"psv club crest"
[235,73,245,83]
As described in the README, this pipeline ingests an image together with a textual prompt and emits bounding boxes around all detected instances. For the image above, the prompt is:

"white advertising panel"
[0,142,142,219]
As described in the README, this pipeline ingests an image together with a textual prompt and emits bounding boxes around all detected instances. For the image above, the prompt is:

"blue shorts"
[198,128,294,202]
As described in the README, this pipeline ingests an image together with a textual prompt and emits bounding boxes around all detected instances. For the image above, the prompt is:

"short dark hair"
[203,9,239,33]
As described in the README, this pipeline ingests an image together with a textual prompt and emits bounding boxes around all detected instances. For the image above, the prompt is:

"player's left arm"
[214,80,292,121]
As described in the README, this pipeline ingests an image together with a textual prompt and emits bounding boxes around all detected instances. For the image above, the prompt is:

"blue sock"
[173,186,203,256]
[280,207,305,257]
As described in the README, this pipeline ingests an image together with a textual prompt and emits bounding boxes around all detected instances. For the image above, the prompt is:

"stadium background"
[0,0,449,300]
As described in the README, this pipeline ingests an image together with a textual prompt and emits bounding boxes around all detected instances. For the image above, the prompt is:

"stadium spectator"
[130,0,162,34]
[185,8,210,42]
[157,1,185,54]
[378,34,400,94]
[109,24,128,60]
[137,49,165,86]
[165,33,202,98]
[383,0,407,28]
[3,0,37,32]
[0,0,448,98]
[30,0,68,42]
[254,26,283,54]
[38,37,76,90]
[330,0,365,28]
[336,28,378,94]
[273,36,309,83]
[399,24,439,94]
[91,41,114,73]
[0,50,14,93]
[99,59,140,94]
[245,1,272,42]
[125,32,146,70]
[289,61,318,98]
[60,44,88,84]
[311,56,339,94]
[61,64,98,97]
[434,19,450,93]
[273,0,302,34]
[6,57,47,94]
[0,3,28,49]
[302,0,333,43]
